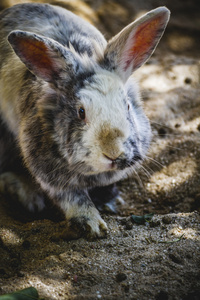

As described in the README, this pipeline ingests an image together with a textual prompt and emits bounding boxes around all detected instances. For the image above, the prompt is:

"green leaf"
[131,213,154,224]
[0,287,39,300]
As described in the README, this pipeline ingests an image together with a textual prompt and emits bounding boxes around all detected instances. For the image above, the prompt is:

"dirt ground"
[0,0,200,299]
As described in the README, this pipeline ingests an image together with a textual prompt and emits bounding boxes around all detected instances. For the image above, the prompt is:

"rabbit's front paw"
[64,206,108,240]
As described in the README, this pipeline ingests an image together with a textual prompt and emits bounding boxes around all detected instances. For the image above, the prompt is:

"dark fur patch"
[0,115,23,173]
[89,183,119,210]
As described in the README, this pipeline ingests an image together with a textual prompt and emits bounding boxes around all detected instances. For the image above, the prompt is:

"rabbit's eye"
[79,107,85,120]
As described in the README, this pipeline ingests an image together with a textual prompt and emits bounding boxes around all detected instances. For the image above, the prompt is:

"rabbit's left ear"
[104,7,170,82]
[8,30,80,83]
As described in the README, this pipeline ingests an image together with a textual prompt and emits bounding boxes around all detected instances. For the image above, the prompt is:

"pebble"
[150,219,161,227]
[169,253,183,264]
[125,219,133,230]
[116,272,127,282]
[162,216,172,224]
[17,271,25,277]
[97,291,102,299]
[73,275,78,283]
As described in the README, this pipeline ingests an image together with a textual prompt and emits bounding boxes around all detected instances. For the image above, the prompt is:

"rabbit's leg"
[89,184,124,213]
[55,189,108,239]
[0,172,45,212]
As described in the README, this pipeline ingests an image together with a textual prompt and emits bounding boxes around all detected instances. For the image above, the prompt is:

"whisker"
[131,167,145,189]
[139,165,151,179]
[124,160,145,189]
[141,163,154,176]
[163,145,183,151]
[150,142,183,151]
[145,155,164,169]
[152,133,183,138]
[151,121,178,130]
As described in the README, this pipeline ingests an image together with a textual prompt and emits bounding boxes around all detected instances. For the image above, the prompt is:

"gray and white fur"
[0,3,170,238]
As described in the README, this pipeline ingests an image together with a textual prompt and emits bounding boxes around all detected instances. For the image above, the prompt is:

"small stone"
[123,231,129,237]
[169,253,183,264]
[162,216,172,224]
[63,273,70,280]
[17,271,25,277]
[125,219,133,230]
[150,219,160,227]
[73,274,78,283]
[186,253,193,259]
[121,282,130,293]
[116,272,127,282]
[120,218,127,225]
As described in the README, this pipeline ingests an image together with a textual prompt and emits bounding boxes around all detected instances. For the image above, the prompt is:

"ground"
[0,0,200,299]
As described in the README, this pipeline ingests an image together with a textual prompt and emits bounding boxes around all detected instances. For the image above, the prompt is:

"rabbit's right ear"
[8,30,79,83]
[104,7,170,82]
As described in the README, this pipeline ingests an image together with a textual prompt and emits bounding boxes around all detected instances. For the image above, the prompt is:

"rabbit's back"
[0,3,106,60]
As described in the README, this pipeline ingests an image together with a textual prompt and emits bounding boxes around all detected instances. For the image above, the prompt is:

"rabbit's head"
[8,7,170,178]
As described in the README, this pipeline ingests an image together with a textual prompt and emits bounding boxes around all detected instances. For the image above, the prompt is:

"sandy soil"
[0,0,200,299]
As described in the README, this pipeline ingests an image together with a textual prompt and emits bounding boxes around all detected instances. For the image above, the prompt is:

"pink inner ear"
[16,38,58,79]
[124,14,165,71]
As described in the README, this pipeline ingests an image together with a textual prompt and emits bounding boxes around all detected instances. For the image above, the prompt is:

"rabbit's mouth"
[110,154,143,171]
[92,153,143,174]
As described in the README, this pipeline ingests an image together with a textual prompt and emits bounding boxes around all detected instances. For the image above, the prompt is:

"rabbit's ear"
[8,30,78,83]
[104,7,170,82]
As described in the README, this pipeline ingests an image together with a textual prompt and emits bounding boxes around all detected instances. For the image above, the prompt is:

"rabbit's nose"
[103,153,118,169]
[103,152,128,170]
[103,153,120,162]
[103,152,124,162]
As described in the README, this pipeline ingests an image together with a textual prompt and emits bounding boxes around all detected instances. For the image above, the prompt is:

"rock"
[162,216,172,224]
[169,253,183,264]
[115,272,127,282]
[125,219,133,230]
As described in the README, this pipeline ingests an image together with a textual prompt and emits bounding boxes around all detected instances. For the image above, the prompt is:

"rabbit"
[0,3,170,239]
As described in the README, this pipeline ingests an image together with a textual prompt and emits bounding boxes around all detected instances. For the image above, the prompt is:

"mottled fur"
[0,3,170,238]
